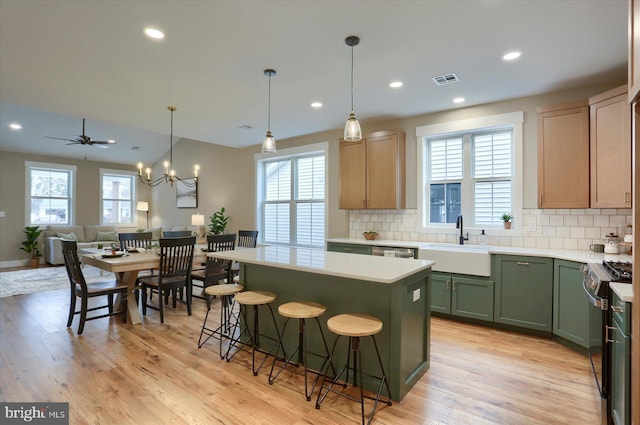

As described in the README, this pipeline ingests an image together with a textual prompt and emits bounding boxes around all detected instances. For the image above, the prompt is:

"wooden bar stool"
[268,301,335,401]
[225,290,286,376]
[315,313,392,425]
[197,283,244,359]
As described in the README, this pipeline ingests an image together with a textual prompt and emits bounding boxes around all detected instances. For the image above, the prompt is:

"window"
[26,162,76,225]
[427,128,513,226]
[100,170,136,225]
[417,111,523,232]
[257,143,327,247]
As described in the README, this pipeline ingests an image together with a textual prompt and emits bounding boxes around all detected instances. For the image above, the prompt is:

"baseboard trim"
[0,258,44,268]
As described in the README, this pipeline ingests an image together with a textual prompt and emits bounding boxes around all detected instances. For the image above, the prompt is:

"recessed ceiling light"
[502,50,521,61]
[144,27,165,40]
[8,122,22,130]
[453,97,465,104]
[389,81,403,88]
[311,102,323,108]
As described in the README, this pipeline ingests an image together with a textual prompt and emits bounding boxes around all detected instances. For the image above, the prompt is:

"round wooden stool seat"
[204,284,244,297]
[278,301,326,319]
[235,290,276,306]
[327,313,383,337]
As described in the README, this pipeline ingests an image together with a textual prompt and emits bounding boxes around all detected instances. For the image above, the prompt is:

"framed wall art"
[176,179,198,208]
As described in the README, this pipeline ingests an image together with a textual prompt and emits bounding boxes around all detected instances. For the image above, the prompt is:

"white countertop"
[610,282,634,303]
[208,245,435,284]
[326,238,633,264]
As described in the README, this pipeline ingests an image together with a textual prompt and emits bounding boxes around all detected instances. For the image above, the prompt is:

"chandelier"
[137,106,199,187]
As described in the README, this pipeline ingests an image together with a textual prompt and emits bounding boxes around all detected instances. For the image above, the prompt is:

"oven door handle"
[582,279,608,310]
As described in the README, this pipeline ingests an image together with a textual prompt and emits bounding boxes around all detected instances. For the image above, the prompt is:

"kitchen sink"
[418,243,491,276]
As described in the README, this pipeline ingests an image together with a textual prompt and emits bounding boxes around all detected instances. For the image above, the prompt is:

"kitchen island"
[208,245,435,401]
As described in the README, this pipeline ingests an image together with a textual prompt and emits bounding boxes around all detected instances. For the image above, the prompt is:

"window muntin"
[260,151,326,248]
[100,170,135,225]
[426,127,513,226]
[27,163,75,225]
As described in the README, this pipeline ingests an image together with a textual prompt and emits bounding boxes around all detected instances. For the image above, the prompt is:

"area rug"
[0,265,110,298]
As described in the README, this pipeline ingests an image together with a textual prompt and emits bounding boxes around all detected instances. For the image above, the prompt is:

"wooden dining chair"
[61,240,128,335]
[191,233,236,301]
[118,232,152,250]
[163,230,192,238]
[230,230,258,282]
[237,230,258,248]
[139,236,196,323]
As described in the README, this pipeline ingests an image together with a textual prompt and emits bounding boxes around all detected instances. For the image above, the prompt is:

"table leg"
[114,270,142,325]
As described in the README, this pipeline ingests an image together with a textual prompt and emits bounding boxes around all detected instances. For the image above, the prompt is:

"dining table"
[81,247,206,324]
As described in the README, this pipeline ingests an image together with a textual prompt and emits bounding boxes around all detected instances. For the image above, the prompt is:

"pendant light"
[262,69,277,153]
[344,35,362,142]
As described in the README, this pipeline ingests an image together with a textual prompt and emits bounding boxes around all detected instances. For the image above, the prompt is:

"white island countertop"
[208,246,435,284]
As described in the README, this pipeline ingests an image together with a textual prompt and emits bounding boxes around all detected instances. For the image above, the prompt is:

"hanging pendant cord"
[169,108,173,169]
[350,44,354,112]
[267,74,272,131]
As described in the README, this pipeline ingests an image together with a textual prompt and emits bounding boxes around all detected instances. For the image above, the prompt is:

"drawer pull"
[516,262,529,266]
[611,305,624,313]
[343,248,352,252]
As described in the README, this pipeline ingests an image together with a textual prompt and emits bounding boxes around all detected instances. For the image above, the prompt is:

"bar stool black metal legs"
[268,301,336,401]
[225,290,286,376]
[197,283,244,359]
[315,313,392,425]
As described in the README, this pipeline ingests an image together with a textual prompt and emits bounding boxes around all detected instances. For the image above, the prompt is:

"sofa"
[44,225,190,265]
[45,225,120,265]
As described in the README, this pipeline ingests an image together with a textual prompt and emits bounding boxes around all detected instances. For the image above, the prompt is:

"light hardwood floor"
[0,283,600,424]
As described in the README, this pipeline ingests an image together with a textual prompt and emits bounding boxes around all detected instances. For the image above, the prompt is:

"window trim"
[255,142,328,247]
[416,111,524,236]
[99,168,137,225]
[25,161,77,226]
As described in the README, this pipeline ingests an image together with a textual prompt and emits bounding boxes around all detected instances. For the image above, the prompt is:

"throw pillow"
[56,232,77,241]
[96,230,118,242]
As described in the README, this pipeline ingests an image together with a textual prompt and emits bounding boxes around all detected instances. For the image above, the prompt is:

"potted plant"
[20,226,43,267]
[209,207,230,234]
[363,230,378,240]
[501,213,513,229]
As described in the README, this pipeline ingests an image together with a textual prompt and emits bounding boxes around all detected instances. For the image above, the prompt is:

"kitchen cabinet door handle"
[446,281,450,290]
[516,262,530,266]
[539,194,543,205]
[452,281,456,291]
[606,326,616,343]
[624,192,630,203]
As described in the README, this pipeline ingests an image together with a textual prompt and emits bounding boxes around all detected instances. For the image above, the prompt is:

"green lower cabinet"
[494,255,553,332]
[431,272,494,322]
[553,260,589,347]
[326,242,372,255]
[610,292,631,425]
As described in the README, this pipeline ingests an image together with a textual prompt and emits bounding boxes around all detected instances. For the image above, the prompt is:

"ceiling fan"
[45,118,115,148]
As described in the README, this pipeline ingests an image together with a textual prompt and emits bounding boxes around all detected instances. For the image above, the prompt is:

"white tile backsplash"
[348,208,632,252]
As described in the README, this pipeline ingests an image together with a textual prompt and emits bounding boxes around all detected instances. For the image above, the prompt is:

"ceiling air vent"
[432,73,460,86]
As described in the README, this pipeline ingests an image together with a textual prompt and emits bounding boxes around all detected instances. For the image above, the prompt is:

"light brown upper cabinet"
[537,100,590,208]
[589,85,632,208]
[339,130,406,209]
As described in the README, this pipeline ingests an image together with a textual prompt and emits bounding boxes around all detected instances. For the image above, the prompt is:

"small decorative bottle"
[479,230,488,246]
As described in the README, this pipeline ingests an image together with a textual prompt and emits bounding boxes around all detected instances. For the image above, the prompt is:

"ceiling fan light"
[262,131,276,153]
[344,112,362,142]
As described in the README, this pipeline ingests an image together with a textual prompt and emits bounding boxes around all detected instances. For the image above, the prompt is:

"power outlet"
[412,288,420,302]
[528,221,536,232]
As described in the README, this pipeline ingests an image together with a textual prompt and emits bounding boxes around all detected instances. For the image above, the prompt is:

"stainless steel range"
[582,260,632,425]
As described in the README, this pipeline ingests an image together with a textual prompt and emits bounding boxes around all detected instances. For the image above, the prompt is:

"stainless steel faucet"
[456,214,469,245]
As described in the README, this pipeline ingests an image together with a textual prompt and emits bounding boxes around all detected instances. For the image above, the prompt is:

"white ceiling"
[0,0,628,164]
